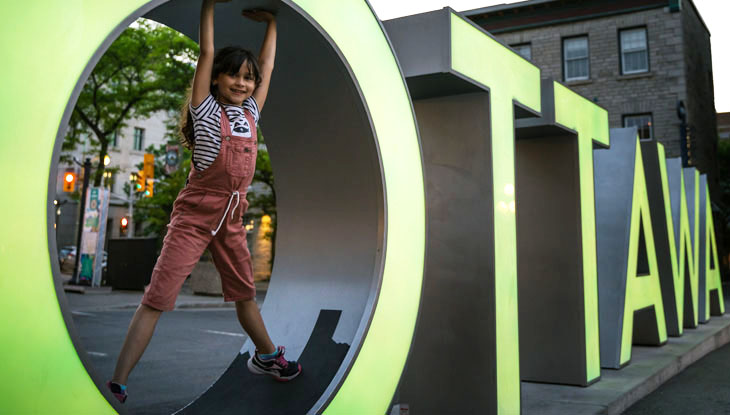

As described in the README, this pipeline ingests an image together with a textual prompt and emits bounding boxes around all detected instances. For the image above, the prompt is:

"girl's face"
[213,61,256,105]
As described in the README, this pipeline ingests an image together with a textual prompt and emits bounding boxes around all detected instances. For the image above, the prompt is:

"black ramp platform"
[179,310,349,414]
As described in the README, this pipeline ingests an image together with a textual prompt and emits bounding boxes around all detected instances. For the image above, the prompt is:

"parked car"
[59,246,107,275]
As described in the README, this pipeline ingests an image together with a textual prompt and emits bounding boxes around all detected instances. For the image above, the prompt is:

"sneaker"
[247,346,302,381]
[106,381,127,403]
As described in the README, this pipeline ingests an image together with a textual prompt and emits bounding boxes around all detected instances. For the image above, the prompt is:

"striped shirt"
[189,94,260,171]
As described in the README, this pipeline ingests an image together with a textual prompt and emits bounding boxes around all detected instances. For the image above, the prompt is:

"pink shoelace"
[274,346,289,368]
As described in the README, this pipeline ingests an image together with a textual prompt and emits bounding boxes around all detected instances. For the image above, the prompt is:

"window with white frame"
[133,127,145,151]
[620,28,649,74]
[511,43,532,61]
[563,36,589,81]
[623,114,653,140]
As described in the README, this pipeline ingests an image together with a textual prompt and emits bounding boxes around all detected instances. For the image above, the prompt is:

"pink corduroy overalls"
[142,106,258,311]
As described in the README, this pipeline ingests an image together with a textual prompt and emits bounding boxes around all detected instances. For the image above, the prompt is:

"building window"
[133,127,145,151]
[563,36,589,81]
[80,132,90,153]
[623,114,653,140]
[511,43,532,61]
[110,130,119,148]
[620,28,649,74]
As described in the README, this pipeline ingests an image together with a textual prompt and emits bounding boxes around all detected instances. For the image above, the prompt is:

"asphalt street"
[624,339,730,415]
[69,302,250,414]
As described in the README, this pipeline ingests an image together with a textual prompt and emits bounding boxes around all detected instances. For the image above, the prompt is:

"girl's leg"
[235,299,276,354]
[111,303,163,384]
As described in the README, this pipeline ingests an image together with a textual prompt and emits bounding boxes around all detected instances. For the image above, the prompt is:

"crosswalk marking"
[203,329,244,337]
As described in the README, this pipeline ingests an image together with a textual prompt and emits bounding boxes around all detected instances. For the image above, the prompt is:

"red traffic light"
[62,171,76,192]
[120,217,128,228]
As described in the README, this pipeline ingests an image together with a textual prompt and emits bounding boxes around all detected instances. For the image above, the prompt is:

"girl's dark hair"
[179,46,262,150]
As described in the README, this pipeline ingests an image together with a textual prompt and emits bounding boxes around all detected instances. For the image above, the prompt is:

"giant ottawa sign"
[0,1,724,414]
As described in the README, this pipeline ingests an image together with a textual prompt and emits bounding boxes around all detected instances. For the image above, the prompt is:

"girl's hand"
[242,9,275,23]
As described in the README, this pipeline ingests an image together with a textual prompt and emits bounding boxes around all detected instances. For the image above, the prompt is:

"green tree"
[247,129,277,265]
[248,129,277,219]
[62,19,198,186]
[133,137,192,249]
[715,139,730,281]
[134,127,277,261]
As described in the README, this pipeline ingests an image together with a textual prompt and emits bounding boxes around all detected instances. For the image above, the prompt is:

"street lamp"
[104,154,111,166]
[53,198,67,231]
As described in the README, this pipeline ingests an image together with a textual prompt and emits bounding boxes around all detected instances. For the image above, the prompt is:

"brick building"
[465,0,719,185]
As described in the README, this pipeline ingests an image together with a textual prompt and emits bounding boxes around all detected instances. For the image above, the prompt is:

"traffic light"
[143,153,154,197]
[120,216,128,236]
[134,171,145,192]
[144,178,154,198]
[62,171,76,192]
[143,153,154,180]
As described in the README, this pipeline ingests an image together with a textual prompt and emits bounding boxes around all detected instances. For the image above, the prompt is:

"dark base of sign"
[178,310,349,415]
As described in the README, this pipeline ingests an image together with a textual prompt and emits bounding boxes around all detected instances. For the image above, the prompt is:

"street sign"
[165,144,179,174]
[76,187,109,287]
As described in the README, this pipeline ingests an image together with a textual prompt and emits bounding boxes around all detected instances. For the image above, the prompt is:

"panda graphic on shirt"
[231,117,251,138]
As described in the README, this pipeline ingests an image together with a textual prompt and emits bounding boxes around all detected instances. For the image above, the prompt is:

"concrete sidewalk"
[522,295,730,415]
[61,275,269,312]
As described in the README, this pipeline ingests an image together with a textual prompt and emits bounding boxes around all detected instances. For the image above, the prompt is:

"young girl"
[107,0,300,403]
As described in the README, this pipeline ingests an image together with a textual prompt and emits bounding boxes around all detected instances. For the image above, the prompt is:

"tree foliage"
[249,128,277,221]
[247,129,278,264]
[715,139,730,280]
[134,126,277,257]
[133,137,193,250]
[62,20,198,186]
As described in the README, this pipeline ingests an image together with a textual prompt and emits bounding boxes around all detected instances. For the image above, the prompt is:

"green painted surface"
[618,139,667,365]
[552,82,608,383]
[704,183,725,317]
[657,144,683,336]
[298,1,427,414]
[0,2,148,413]
[450,12,541,414]
[0,1,426,414]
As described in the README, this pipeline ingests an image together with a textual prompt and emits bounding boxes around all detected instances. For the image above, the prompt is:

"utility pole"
[71,158,92,284]
[129,172,139,237]
[128,182,135,237]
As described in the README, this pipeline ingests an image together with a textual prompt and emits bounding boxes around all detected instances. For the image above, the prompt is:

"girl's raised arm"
[192,0,229,107]
[243,10,277,111]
